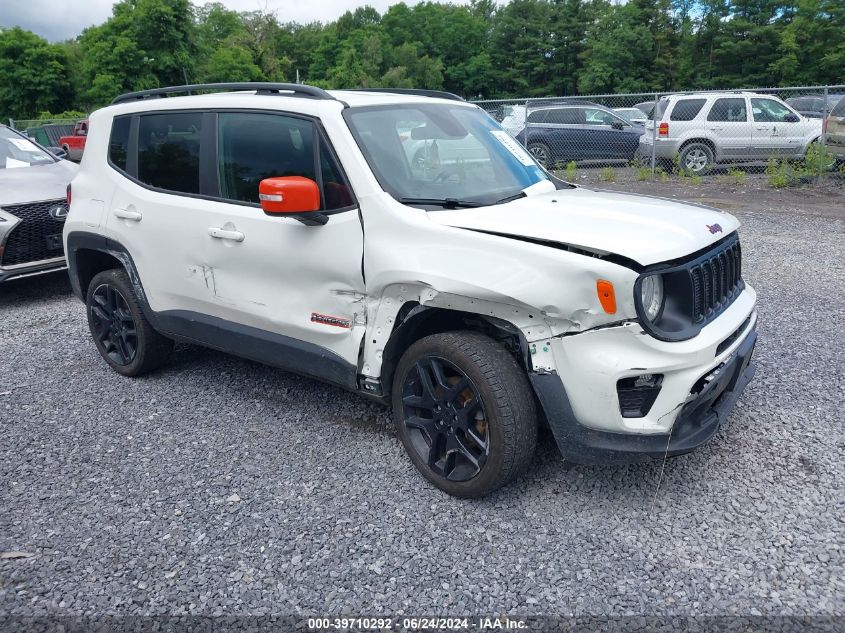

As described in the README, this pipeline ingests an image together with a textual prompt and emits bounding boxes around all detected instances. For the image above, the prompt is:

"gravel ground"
[1,201,843,626]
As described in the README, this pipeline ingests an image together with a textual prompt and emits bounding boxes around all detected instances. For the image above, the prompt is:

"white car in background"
[500,105,526,135]
[614,107,647,126]
[639,91,823,174]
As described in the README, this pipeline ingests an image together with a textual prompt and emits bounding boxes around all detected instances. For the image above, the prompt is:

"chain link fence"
[474,85,845,189]
[7,117,78,149]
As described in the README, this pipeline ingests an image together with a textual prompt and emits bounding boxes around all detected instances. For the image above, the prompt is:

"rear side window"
[217,112,352,211]
[707,98,747,122]
[137,113,202,194]
[108,117,130,172]
[670,99,706,121]
[830,96,845,117]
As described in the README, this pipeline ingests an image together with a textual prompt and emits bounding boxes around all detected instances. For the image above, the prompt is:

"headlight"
[640,274,664,321]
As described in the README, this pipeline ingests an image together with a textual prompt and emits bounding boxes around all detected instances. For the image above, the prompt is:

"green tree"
[0,28,75,119]
[579,0,678,94]
[78,0,196,107]
[4,0,845,115]
[489,0,558,96]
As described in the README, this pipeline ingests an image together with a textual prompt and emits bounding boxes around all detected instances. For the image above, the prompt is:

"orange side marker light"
[596,280,616,314]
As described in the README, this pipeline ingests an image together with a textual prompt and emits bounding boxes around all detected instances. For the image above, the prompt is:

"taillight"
[66,184,71,210]
[658,122,669,137]
[823,118,828,134]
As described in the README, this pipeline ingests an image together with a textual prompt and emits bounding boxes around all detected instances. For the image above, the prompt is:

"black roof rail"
[111,82,335,105]
[337,88,465,102]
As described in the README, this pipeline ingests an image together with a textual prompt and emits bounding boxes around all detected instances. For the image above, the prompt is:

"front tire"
[86,269,173,377]
[391,332,537,498]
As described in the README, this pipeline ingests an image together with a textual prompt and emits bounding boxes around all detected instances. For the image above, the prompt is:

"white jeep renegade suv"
[64,83,758,498]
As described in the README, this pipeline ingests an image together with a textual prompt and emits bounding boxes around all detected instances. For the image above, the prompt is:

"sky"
[0,0,482,43]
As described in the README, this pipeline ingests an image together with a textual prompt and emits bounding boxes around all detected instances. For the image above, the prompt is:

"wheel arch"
[378,304,533,400]
[66,231,147,307]
[679,137,717,154]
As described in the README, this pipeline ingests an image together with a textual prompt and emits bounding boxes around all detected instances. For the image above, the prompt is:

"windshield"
[344,104,551,206]
[0,127,55,169]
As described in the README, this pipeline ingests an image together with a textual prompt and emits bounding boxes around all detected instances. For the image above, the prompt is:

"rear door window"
[137,113,203,194]
[670,99,706,121]
[707,98,748,122]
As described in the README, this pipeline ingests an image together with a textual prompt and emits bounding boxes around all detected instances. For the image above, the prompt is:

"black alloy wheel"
[85,268,173,376]
[392,331,537,498]
[401,356,490,482]
[90,283,138,366]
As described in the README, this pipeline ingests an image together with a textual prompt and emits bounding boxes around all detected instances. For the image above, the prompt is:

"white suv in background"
[64,83,758,498]
[639,91,823,174]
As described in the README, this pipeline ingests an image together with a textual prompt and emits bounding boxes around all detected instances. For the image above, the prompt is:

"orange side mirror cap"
[259,176,321,214]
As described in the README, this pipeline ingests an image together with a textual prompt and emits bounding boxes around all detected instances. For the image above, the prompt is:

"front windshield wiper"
[398,197,484,209]
[399,191,529,209]
[493,191,527,205]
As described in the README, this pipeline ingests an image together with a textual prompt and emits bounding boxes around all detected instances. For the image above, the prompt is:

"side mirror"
[784,113,800,123]
[611,121,625,130]
[259,176,320,214]
[259,176,327,226]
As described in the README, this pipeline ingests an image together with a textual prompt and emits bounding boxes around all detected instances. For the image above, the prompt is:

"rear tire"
[679,142,714,175]
[86,269,173,377]
[391,331,537,498]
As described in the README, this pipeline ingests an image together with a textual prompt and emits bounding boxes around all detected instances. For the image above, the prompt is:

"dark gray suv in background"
[0,125,78,283]
[515,104,645,168]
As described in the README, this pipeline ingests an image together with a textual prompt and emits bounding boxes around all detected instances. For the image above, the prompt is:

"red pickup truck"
[59,119,89,161]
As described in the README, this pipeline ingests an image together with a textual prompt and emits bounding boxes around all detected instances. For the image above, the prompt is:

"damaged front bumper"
[528,287,758,464]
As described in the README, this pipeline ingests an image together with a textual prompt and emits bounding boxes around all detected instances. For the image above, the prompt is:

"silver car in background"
[639,92,822,174]
[0,125,78,283]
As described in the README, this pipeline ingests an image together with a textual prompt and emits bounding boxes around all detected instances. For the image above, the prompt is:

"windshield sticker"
[9,138,41,152]
[491,130,536,166]
[5,157,30,169]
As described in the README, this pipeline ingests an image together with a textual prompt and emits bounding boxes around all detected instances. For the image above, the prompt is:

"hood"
[0,160,78,208]
[426,187,740,266]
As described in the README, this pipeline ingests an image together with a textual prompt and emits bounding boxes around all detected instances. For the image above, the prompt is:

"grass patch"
[726,168,747,186]
[599,166,615,182]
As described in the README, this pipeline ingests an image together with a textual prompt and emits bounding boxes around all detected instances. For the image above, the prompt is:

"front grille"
[689,238,743,323]
[636,232,745,342]
[0,199,67,266]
